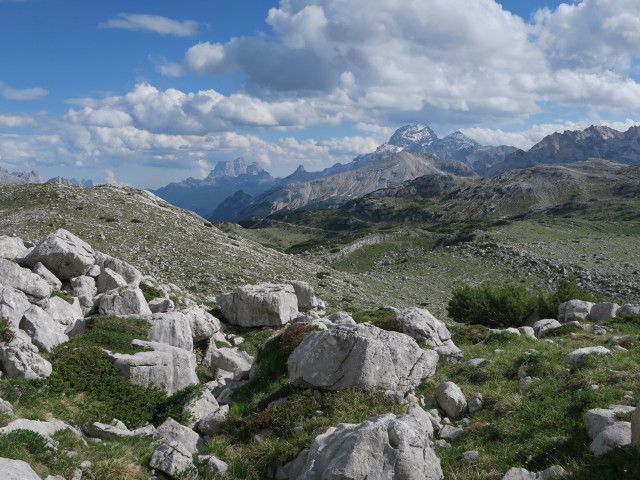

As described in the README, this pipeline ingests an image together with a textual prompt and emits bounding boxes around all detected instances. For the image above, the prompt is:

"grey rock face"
[98,287,151,316]
[564,346,611,366]
[558,300,594,322]
[0,285,32,327]
[32,262,62,290]
[94,251,142,285]
[588,302,619,323]
[439,425,464,441]
[19,305,68,352]
[155,417,202,454]
[0,235,28,259]
[467,393,485,414]
[589,422,632,455]
[585,408,619,440]
[617,304,640,317]
[0,258,52,304]
[435,382,468,420]
[96,267,128,293]
[0,329,52,379]
[198,455,228,476]
[0,457,42,480]
[109,340,198,395]
[288,323,438,394]
[532,319,562,337]
[502,468,538,480]
[25,229,95,280]
[149,297,174,313]
[217,283,299,327]
[182,389,219,429]
[285,280,321,312]
[148,312,194,351]
[197,405,229,436]
[324,311,356,325]
[71,275,97,315]
[45,296,83,330]
[149,441,196,479]
[182,305,221,342]
[206,346,253,376]
[0,416,80,439]
[399,307,452,347]
[277,413,443,480]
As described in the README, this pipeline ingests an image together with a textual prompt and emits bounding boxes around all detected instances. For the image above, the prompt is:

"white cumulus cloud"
[0,82,48,100]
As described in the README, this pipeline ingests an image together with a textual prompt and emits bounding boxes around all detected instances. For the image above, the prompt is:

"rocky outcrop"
[98,287,152,316]
[398,307,463,364]
[0,258,51,304]
[277,413,443,479]
[25,229,95,280]
[148,441,196,479]
[288,323,438,394]
[217,283,299,327]
[108,340,198,395]
[0,329,52,380]
[564,346,611,366]
[19,305,68,353]
[0,235,28,259]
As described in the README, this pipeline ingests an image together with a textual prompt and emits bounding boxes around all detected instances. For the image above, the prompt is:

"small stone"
[462,450,479,462]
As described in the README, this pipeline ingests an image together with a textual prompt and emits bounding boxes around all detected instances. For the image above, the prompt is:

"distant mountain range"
[0,167,93,187]
[148,123,640,222]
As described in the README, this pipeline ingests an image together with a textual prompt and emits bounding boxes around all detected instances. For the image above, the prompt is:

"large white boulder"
[32,262,62,290]
[0,235,28,259]
[288,323,439,394]
[590,422,632,456]
[205,346,253,377]
[109,340,198,395]
[148,441,196,479]
[94,251,143,285]
[217,283,299,327]
[277,413,443,480]
[96,267,128,294]
[155,417,202,454]
[435,382,468,420]
[588,303,619,323]
[19,305,68,353]
[147,312,194,351]
[0,258,52,304]
[182,305,221,342]
[0,329,52,380]
[564,346,611,367]
[285,280,322,312]
[45,296,83,331]
[585,408,619,440]
[182,389,219,429]
[532,319,562,337]
[398,308,463,364]
[98,287,152,316]
[0,286,32,327]
[0,457,42,480]
[25,229,95,281]
[558,300,594,323]
[71,275,97,315]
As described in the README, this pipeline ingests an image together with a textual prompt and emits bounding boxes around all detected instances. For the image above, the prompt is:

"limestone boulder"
[0,457,42,480]
[45,296,83,330]
[585,408,619,440]
[109,340,197,395]
[288,323,438,394]
[205,346,253,377]
[276,413,443,480]
[0,235,28,259]
[217,283,299,327]
[197,405,229,436]
[285,280,321,312]
[558,300,594,323]
[98,287,151,316]
[617,304,640,317]
[435,382,468,420]
[96,267,128,294]
[0,258,52,304]
[149,297,174,313]
[182,389,219,429]
[155,417,202,454]
[32,262,62,290]
[0,329,52,380]
[148,312,194,351]
[148,441,196,479]
[590,422,632,456]
[19,305,68,353]
[94,251,142,285]
[0,285,32,327]
[532,319,562,338]
[399,307,452,347]
[324,311,356,325]
[25,229,95,281]
[71,275,97,315]
[588,303,619,323]
[182,305,221,342]
[564,346,611,367]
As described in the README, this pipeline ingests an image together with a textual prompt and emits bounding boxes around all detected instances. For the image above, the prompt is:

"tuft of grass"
[138,282,164,303]
[345,306,398,327]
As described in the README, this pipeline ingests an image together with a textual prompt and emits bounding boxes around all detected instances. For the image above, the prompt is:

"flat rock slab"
[564,346,611,367]
[217,283,299,327]
[288,323,438,394]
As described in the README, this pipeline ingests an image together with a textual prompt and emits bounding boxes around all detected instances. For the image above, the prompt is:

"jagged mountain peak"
[388,123,438,151]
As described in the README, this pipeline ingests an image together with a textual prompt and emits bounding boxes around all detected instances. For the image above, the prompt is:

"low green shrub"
[138,282,164,303]
[345,306,397,326]
[447,283,539,328]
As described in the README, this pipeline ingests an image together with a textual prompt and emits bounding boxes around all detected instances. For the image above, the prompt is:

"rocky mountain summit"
[152,158,278,217]
[0,167,92,187]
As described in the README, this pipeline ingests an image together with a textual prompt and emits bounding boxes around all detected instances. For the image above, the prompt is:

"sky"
[1,0,639,188]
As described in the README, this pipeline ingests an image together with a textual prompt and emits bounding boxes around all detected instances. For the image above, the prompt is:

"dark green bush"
[537,275,602,319]
[447,283,539,328]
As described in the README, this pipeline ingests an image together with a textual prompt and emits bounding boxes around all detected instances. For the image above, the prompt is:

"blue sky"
[1,0,639,187]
